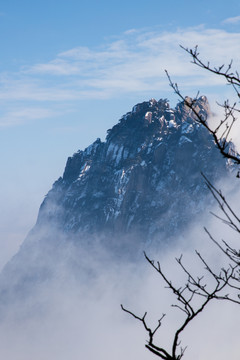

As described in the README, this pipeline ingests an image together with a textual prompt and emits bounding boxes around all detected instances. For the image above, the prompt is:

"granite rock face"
[36,96,227,250]
[0,96,233,315]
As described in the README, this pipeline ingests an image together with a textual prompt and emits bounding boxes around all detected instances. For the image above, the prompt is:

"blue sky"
[1,0,240,266]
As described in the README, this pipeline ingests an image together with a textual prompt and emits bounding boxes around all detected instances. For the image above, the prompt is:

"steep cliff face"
[36,96,226,249]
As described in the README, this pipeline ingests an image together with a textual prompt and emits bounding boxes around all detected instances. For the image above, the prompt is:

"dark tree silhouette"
[121,47,240,359]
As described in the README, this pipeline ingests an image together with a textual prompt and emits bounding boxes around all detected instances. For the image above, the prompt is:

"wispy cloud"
[0,26,240,127]
[27,59,81,76]
[222,15,240,24]
[0,107,60,127]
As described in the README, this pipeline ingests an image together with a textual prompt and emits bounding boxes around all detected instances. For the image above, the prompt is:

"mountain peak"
[0,95,231,317]
[35,95,226,252]
[107,96,210,140]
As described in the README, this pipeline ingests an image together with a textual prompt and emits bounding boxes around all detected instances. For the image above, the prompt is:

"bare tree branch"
[121,248,239,359]
[180,45,240,95]
[165,69,240,165]
[122,46,240,360]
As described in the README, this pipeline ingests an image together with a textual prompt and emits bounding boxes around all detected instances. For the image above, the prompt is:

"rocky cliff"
[0,96,231,315]
[36,96,226,250]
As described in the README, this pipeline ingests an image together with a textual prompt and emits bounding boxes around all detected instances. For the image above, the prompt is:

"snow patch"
[113,169,131,211]
[179,136,192,146]
[78,163,91,179]
[132,105,137,113]
[115,145,124,165]
[84,140,100,156]
[145,111,152,123]
[107,142,119,161]
[149,98,157,106]
[107,143,126,165]
[182,123,194,134]
[146,143,153,154]
[168,119,177,128]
